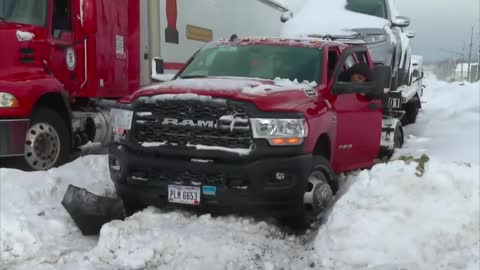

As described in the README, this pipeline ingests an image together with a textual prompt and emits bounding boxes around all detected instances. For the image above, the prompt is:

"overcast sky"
[278,0,480,62]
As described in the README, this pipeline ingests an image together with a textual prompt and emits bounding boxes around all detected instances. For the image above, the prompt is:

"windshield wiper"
[0,16,6,22]
[179,75,208,79]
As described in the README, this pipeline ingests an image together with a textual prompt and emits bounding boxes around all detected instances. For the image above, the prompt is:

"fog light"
[275,172,287,181]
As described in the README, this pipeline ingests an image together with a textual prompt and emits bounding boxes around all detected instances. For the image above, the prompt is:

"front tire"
[288,156,338,229]
[23,107,71,170]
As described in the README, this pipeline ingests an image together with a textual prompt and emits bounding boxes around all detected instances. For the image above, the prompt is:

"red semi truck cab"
[108,38,389,226]
[0,0,143,169]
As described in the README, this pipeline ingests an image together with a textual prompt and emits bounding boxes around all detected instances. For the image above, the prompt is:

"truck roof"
[213,37,349,50]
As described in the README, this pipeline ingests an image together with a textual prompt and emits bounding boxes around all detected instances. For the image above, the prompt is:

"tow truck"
[107,37,401,226]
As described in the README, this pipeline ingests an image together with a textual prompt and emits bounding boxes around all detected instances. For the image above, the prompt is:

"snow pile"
[0,156,114,268]
[56,211,311,270]
[400,77,480,164]
[282,0,389,37]
[315,160,479,269]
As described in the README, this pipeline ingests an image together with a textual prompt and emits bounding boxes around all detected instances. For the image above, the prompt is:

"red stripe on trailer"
[164,62,185,70]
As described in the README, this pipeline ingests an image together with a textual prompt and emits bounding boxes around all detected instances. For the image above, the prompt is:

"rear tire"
[380,121,404,159]
[22,107,71,171]
[402,95,420,126]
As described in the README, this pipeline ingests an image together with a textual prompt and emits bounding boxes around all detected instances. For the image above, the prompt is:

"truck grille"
[131,99,253,149]
[131,169,248,188]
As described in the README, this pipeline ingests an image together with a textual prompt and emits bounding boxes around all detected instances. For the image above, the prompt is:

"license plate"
[386,92,402,109]
[388,97,401,109]
[168,185,201,205]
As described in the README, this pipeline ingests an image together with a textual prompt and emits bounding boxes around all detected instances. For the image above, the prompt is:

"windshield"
[0,0,47,26]
[180,45,323,84]
[345,0,387,19]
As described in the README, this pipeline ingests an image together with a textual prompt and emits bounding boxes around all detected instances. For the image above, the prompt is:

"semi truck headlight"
[364,34,389,44]
[0,92,20,108]
[250,118,308,146]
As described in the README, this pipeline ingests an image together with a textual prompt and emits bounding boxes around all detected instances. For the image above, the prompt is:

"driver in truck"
[342,63,374,83]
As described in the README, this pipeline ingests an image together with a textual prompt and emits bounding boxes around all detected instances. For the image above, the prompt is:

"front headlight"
[0,92,20,108]
[250,118,308,146]
[364,34,389,44]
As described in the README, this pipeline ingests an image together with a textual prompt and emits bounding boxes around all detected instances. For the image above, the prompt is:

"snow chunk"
[242,78,317,96]
[152,74,176,82]
[186,144,252,155]
[16,30,35,41]
[140,77,264,92]
[138,93,226,104]
[141,142,167,147]
[139,77,317,97]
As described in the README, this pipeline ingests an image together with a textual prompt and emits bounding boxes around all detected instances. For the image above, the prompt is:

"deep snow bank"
[0,156,114,267]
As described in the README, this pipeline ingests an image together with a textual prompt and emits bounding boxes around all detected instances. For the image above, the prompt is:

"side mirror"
[373,64,392,94]
[280,11,293,23]
[151,57,175,82]
[81,0,97,36]
[406,30,416,39]
[392,16,410,28]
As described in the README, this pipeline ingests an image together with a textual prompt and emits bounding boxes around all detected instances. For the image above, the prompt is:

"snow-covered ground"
[1,76,479,270]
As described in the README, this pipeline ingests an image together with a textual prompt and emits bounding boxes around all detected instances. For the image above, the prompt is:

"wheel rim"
[303,171,333,215]
[24,123,61,170]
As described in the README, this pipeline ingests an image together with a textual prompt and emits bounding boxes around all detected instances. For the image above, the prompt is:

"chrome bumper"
[0,119,29,157]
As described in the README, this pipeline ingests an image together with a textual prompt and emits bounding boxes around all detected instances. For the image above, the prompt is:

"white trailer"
[139,0,290,84]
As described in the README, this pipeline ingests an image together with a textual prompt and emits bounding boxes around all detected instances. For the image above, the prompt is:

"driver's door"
[330,46,383,171]
[49,0,84,94]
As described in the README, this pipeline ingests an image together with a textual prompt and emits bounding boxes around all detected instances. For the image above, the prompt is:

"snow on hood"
[16,30,35,41]
[139,77,317,96]
[127,77,319,111]
[282,0,390,37]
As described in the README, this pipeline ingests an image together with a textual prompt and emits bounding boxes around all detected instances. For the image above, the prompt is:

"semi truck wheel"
[289,156,338,229]
[23,107,71,170]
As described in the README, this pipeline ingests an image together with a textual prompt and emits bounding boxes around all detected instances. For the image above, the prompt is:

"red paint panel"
[164,62,185,70]
[128,0,141,94]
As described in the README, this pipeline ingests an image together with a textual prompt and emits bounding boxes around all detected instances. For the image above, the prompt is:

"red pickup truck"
[108,37,396,226]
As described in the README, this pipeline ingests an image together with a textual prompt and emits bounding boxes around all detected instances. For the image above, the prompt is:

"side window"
[337,49,371,83]
[327,48,340,81]
[355,52,368,63]
[344,55,356,69]
[52,0,72,39]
